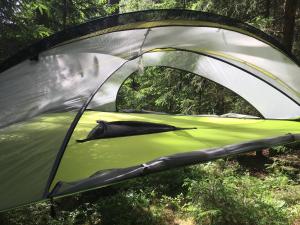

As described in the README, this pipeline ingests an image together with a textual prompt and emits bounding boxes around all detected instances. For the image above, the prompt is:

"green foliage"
[189,0,266,21]
[270,145,291,155]
[184,161,292,225]
[120,0,184,12]
[2,159,300,225]
[248,16,274,31]
[118,67,261,116]
[0,0,116,61]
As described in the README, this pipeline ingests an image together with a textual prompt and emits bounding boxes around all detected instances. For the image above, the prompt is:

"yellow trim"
[197,50,300,97]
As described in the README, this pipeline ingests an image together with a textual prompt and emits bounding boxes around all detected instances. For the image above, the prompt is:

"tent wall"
[0,53,126,210]
[46,26,300,119]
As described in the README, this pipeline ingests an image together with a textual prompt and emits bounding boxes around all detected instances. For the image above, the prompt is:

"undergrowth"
[1,149,300,225]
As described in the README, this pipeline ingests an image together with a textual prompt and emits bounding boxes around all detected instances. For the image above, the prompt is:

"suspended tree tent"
[0,9,300,212]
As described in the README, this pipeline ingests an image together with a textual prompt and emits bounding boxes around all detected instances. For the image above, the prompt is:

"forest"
[0,0,300,224]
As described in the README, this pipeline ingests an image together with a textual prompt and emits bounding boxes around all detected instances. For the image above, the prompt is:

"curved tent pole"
[0,9,299,74]
[42,59,136,197]
[43,27,153,197]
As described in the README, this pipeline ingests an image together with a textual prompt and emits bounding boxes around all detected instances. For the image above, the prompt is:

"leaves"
[118,66,261,116]
[0,0,112,61]
[30,2,50,16]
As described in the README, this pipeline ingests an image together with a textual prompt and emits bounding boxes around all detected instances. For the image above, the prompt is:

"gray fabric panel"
[0,53,125,127]
[0,54,127,211]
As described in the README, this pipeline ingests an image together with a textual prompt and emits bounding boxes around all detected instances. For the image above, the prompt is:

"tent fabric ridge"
[118,110,260,119]
[49,133,300,197]
[41,20,300,67]
[52,23,286,56]
[137,28,151,72]
[0,9,299,74]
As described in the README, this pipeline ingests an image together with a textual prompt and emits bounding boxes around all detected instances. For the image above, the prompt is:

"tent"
[0,9,300,212]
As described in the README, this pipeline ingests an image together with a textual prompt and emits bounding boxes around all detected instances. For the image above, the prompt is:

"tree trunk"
[256,149,264,158]
[182,0,187,9]
[63,0,68,29]
[108,0,119,14]
[282,0,298,52]
[265,0,271,17]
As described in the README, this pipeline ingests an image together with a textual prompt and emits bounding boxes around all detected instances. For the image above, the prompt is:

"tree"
[63,0,68,29]
[109,0,120,14]
[282,0,298,51]
[0,0,117,63]
[265,0,271,17]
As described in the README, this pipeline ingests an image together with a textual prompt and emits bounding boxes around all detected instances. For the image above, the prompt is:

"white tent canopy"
[1,17,300,126]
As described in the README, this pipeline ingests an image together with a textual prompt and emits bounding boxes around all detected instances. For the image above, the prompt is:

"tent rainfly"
[0,9,300,212]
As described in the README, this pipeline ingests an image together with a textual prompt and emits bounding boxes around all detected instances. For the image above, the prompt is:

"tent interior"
[0,9,300,212]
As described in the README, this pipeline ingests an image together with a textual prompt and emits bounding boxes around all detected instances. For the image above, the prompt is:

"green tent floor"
[53,111,300,186]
